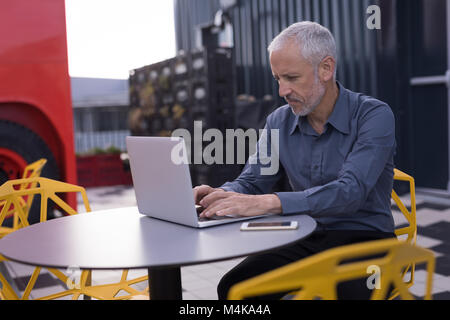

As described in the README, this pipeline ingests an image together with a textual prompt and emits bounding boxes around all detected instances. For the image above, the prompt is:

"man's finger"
[200,190,232,208]
[201,199,231,218]
[193,185,212,204]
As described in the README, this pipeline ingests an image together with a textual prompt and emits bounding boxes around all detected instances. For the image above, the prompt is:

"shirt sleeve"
[220,117,285,195]
[275,104,396,216]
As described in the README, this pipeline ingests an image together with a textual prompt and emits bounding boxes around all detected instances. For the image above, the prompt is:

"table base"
[148,267,182,300]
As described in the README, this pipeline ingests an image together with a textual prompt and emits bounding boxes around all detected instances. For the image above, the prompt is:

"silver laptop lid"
[126,136,199,227]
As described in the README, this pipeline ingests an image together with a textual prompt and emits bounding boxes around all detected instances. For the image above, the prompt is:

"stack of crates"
[129,47,241,187]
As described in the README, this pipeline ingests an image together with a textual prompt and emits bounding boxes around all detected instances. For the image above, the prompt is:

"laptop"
[126,136,265,228]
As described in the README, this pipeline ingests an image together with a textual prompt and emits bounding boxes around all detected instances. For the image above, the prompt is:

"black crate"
[173,80,191,106]
[173,52,190,81]
[190,47,233,82]
[129,47,236,139]
[191,79,208,106]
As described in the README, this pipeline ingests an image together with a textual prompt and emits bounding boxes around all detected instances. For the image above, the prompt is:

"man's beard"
[286,77,326,116]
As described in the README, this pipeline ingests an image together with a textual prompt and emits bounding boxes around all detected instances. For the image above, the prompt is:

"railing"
[74,130,130,154]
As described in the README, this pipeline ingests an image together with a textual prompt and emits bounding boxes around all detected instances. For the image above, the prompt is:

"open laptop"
[126,136,265,228]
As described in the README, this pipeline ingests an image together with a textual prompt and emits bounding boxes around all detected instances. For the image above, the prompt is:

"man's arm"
[199,118,285,217]
[220,120,284,195]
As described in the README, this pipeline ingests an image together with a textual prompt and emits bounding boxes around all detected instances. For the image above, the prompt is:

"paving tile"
[416,212,450,227]
[182,291,202,300]
[13,271,61,292]
[126,268,148,279]
[181,273,204,285]
[90,270,124,285]
[3,260,37,278]
[435,256,450,277]
[431,291,450,300]
[433,276,450,291]
[190,287,218,300]
[182,278,213,291]
[392,211,409,226]
[408,280,447,297]
[416,234,443,249]
[29,285,73,300]
[194,268,227,281]
[182,264,218,273]
[418,222,450,243]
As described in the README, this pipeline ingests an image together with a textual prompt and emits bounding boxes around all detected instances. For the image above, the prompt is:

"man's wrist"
[259,194,282,214]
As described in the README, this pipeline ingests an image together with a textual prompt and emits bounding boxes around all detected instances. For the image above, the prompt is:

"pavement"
[1,185,450,300]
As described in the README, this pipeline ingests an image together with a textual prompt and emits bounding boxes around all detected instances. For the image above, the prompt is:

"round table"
[0,206,317,299]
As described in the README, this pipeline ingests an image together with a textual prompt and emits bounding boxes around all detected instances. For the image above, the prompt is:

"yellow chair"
[0,159,47,237]
[0,177,148,300]
[228,238,435,300]
[0,177,91,299]
[390,168,417,298]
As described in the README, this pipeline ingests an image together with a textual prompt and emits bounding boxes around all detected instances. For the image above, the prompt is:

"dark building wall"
[376,0,449,189]
[175,0,379,99]
[174,0,221,52]
[174,0,449,190]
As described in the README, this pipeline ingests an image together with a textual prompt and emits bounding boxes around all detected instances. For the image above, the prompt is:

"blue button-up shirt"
[221,82,396,233]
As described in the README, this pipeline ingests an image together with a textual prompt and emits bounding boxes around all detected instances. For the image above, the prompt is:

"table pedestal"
[148,267,182,300]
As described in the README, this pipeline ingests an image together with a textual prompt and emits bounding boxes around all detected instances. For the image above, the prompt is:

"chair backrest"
[228,238,435,300]
[21,159,47,180]
[0,159,47,235]
[0,177,91,235]
[17,158,48,211]
[391,168,417,297]
[392,169,417,244]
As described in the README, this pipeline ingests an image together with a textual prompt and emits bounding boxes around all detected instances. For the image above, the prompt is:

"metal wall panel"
[175,0,379,98]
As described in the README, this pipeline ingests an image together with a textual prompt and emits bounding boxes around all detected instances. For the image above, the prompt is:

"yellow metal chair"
[390,168,417,298]
[0,177,148,300]
[228,238,435,300]
[0,159,47,237]
[0,177,91,299]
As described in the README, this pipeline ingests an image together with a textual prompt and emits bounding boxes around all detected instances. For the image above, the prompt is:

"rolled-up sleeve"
[275,104,396,216]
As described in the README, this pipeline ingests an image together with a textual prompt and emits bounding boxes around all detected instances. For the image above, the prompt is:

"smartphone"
[240,221,298,231]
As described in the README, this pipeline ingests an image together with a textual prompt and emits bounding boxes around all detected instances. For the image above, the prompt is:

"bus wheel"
[0,120,59,224]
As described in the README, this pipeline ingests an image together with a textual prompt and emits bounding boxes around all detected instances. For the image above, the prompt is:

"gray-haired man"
[194,21,397,300]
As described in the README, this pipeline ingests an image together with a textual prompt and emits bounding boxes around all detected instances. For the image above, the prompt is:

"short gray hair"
[268,21,337,74]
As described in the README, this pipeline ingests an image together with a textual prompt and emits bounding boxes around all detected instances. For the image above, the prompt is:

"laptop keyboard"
[198,215,233,222]
[196,205,234,222]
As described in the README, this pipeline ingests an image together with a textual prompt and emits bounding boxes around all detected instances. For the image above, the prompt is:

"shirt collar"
[325,81,350,135]
[289,81,350,135]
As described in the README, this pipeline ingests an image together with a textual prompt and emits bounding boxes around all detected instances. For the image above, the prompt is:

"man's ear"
[318,56,335,82]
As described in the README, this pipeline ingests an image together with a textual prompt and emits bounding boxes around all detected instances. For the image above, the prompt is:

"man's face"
[270,42,326,116]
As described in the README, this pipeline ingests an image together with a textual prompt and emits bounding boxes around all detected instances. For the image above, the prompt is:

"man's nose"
[278,80,291,98]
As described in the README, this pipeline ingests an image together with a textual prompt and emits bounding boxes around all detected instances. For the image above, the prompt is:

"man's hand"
[193,184,226,205]
[199,191,282,218]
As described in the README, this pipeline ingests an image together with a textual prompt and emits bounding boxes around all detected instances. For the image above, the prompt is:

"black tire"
[0,120,60,224]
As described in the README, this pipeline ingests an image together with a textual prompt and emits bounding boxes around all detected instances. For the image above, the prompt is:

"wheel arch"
[0,102,66,179]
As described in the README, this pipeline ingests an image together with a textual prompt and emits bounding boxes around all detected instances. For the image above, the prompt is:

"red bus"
[0,0,77,220]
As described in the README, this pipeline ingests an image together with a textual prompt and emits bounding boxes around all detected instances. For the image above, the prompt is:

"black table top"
[0,207,316,270]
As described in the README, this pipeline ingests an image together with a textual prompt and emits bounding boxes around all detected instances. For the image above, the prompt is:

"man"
[193,21,397,300]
